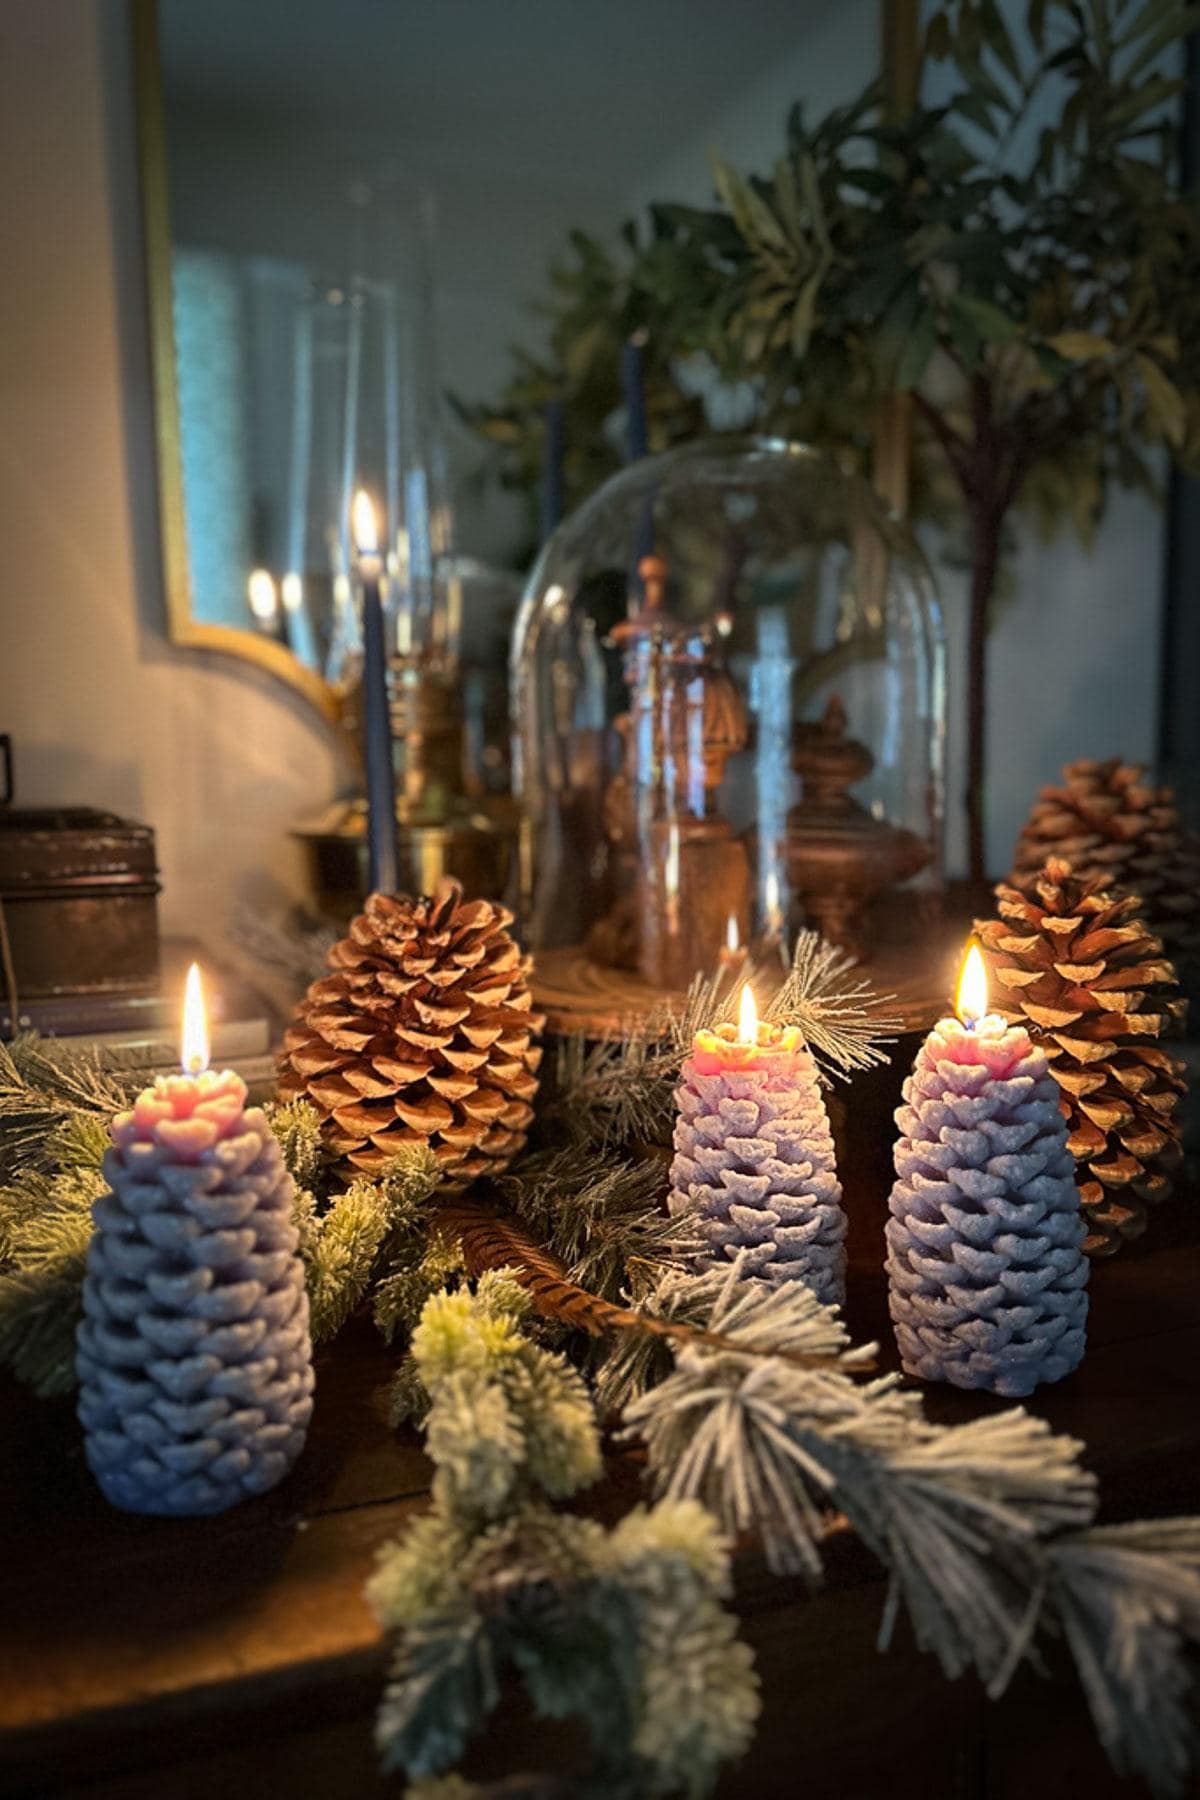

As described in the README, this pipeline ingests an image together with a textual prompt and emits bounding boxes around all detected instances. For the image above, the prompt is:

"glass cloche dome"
[511,438,945,997]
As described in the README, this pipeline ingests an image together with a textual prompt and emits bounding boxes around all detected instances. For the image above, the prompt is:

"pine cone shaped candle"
[977,859,1187,1255]
[76,1067,314,1516]
[1011,759,1200,997]
[887,951,1088,1397]
[669,996,846,1307]
[277,881,543,1189]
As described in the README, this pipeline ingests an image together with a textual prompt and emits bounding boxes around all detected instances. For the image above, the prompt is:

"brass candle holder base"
[293,798,516,925]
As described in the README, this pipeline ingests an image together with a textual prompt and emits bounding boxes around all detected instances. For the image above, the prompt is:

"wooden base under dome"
[531,890,976,1039]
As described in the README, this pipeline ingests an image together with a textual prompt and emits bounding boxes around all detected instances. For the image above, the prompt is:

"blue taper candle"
[353,490,399,895]
[540,397,565,544]
[622,335,648,462]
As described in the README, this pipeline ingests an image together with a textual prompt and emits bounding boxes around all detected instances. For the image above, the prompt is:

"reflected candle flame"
[352,488,379,555]
[181,962,211,1076]
[247,568,278,622]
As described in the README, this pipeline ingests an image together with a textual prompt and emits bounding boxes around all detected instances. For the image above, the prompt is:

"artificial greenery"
[368,1276,759,1798]
[547,932,897,1155]
[496,1147,686,1309]
[464,0,1200,879]
[0,1043,449,1393]
[386,1255,1200,1798]
[618,1255,1200,1796]
[276,1099,447,1344]
[0,928,886,1394]
[4,968,1200,1793]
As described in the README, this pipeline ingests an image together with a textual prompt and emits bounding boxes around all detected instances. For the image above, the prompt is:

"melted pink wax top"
[111,1069,249,1164]
[689,1020,804,1078]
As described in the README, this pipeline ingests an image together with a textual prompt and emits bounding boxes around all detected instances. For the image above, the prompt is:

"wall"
[630,0,1164,877]
[0,0,350,941]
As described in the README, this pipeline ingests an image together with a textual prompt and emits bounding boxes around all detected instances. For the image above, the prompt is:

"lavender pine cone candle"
[886,959,1088,1398]
[669,992,846,1307]
[76,1068,314,1516]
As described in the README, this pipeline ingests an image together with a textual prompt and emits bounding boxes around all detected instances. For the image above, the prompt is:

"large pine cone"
[1011,759,1200,999]
[977,858,1187,1256]
[277,881,543,1189]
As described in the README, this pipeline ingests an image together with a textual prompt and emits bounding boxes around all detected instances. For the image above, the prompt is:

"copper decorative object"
[785,696,929,956]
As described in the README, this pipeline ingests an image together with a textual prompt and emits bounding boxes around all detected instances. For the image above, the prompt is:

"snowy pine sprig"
[620,1255,1200,1796]
[547,933,897,1152]
[281,1121,444,1345]
[369,1278,758,1797]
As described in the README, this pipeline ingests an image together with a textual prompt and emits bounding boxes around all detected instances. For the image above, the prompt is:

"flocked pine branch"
[497,1145,693,1307]
[369,1278,758,1796]
[766,930,899,1079]
[625,1257,1096,1631]
[299,1146,442,1344]
[549,939,895,1150]
[621,1257,1200,1792]
[268,1097,326,1194]
[622,1259,908,1579]
[1047,1519,1200,1800]
[0,1036,137,1182]
[592,1264,719,1417]
[0,1166,103,1395]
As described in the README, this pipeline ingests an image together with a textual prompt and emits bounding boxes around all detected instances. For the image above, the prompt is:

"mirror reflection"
[149,0,872,694]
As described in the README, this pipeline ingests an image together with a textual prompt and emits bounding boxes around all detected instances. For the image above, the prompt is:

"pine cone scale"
[978,857,1186,1256]
[1012,759,1200,1003]
[278,882,543,1194]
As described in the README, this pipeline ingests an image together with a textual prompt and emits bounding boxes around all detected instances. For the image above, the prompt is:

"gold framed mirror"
[133,0,914,730]
[133,0,341,722]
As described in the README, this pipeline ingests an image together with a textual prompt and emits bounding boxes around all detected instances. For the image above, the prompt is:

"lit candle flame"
[281,571,303,613]
[726,914,739,953]
[352,488,379,555]
[246,568,278,622]
[956,941,988,1027]
[738,982,759,1045]
[181,962,211,1076]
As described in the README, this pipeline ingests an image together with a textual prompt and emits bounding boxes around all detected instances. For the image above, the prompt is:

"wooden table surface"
[1,1175,1198,1800]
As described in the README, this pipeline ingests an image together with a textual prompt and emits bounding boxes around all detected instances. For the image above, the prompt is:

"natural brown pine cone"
[1011,758,1200,1000]
[977,858,1187,1256]
[277,880,543,1190]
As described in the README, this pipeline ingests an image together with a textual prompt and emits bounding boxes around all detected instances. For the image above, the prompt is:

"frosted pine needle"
[550,938,895,1150]
[1047,1520,1200,1799]
[766,931,899,1079]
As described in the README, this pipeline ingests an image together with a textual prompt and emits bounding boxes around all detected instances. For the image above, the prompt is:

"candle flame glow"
[181,962,211,1076]
[281,571,303,613]
[352,489,378,555]
[664,821,680,900]
[726,914,739,952]
[246,568,278,622]
[956,941,988,1026]
[738,982,759,1045]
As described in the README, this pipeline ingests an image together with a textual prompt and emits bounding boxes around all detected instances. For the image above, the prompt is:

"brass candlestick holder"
[784,695,930,956]
[294,653,515,921]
